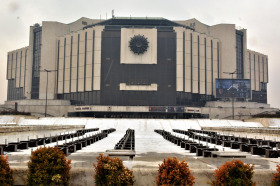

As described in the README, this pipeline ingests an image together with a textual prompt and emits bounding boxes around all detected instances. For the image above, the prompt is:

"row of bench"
[174,129,280,158]
[114,129,135,150]
[57,128,116,156]
[154,129,218,157]
[0,128,99,155]
[187,129,279,147]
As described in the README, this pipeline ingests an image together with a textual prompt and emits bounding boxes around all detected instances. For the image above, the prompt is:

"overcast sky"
[0,0,279,109]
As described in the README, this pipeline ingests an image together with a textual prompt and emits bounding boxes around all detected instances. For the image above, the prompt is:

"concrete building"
[4,17,276,118]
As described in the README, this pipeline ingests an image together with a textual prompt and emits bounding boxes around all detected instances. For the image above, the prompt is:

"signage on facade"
[185,107,201,113]
[74,106,92,111]
[216,79,251,98]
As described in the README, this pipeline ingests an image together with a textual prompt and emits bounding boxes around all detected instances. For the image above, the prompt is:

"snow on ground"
[267,119,280,128]
[3,116,280,163]
[0,116,18,124]
[0,115,269,129]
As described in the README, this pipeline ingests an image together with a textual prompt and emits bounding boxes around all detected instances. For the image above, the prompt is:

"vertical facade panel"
[217,42,220,78]
[10,53,14,80]
[249,52,252,81]
[260,56,264,82]
[57,39,64,94]
[212,39,218,96]
[266,57,268,83]
[264,57,268,83]
[255,55,260,91]
[7,53,12,79]
[206,37,212,95]
[192,32,198,93]
[93,26,104,90]
[64,56,70,93]
[244,51,250,79]
[185,30,191,93]
[86,29,93,91]
[20,50,25,87]
[251,53,256,91]
[12,52,16,79]
[64,36,71,93]
[174,27,184,92]
[199,35,206,94]
[16,52,21,88]
[71,33,78,93]
[23,49,28,92]
[7,54,10,80]
[24,48,30,99]
[78,31,85,92]
[78,54,85,91]
[6,54,9,80]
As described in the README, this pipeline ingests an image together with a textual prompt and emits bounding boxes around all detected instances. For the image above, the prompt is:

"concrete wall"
[12,167,275,186]
[39,22,68,100]
[209,24,236,78]
[4,100,71,117]
[203,101,278,119]
[4,99,277,119]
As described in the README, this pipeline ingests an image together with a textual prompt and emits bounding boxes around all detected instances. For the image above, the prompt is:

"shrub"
[0,155,14,186]
[93,154,135,185]
[156,157,195,186]
[211,159,255,186]
[27,147,71,186]
[272,164,280,186]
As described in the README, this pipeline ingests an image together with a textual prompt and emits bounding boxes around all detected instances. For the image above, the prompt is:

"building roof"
[83,17,193,30]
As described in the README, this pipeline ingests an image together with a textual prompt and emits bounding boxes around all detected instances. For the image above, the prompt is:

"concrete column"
[184,29,192,93]
[93,26,104,91]
[174,27,184,92]
[199,34,206,94]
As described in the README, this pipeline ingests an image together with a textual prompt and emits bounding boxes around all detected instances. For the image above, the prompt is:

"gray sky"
[0,0,279,109]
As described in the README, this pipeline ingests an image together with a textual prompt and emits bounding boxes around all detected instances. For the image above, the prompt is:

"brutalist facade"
[6,17,269,112]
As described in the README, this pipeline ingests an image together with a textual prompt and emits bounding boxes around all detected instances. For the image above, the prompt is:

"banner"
[216,79,251,98]
[167,107,185,113]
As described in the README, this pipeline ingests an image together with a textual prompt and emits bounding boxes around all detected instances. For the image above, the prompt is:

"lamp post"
[223,70,240,120]
[42,69,57,117]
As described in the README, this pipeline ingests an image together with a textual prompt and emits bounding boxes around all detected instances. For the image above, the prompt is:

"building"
[4,17,276,118]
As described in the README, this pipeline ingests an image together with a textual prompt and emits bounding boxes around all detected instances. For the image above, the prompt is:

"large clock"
[129,35,149,55]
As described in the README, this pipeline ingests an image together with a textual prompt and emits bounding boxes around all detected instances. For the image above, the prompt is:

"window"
[31,27,42,99]
[236,30,244,78]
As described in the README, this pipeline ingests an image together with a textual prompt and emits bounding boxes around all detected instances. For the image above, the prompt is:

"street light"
[42,69,57,117]
[223,70,241,120]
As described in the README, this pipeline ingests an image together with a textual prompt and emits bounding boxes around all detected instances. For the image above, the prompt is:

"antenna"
[112,10,115,18]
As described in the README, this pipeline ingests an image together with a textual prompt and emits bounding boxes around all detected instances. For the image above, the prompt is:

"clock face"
[129,35,149,55]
